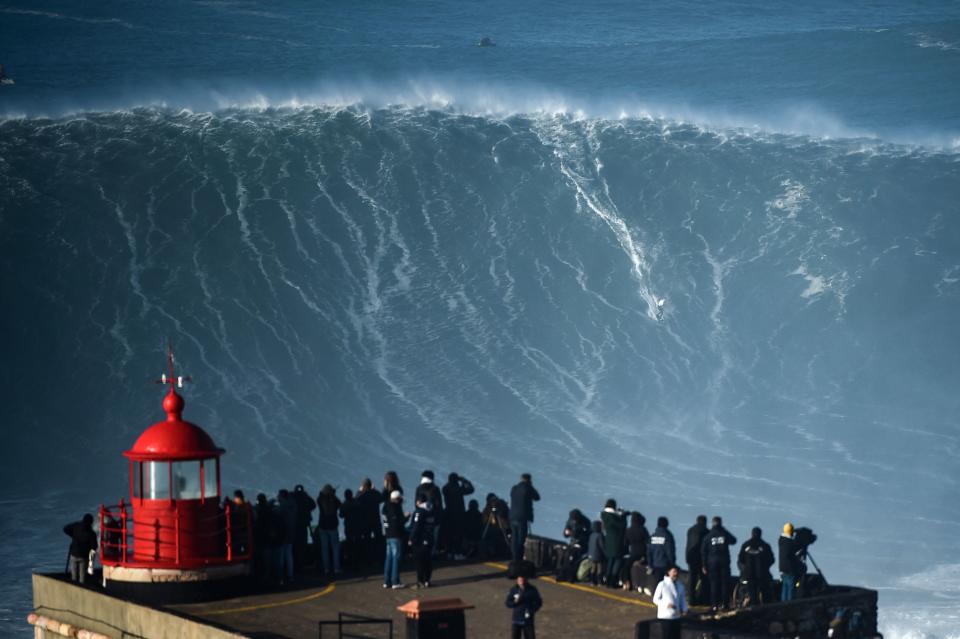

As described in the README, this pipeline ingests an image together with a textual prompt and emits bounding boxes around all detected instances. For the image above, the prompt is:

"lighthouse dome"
[124,388,223,461]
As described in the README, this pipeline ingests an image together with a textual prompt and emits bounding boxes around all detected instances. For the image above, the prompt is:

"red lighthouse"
[99,351,251,602]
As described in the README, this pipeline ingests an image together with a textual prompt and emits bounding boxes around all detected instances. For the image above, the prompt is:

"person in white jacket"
[653,566,689,619]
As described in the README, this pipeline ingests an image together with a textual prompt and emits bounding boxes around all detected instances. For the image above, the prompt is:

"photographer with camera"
[481,492,511,557]
[442,472,475,559]
[779,522,802,601]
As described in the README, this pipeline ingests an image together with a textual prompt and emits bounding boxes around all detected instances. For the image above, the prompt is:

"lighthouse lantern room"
[99,350,251,601]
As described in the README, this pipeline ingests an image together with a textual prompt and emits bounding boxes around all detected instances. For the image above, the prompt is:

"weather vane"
[155,343,191,390]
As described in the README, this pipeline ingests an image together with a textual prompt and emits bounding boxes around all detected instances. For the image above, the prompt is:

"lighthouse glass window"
[143,461,170,500]
[171,461,202,500]
[202,459,218,500]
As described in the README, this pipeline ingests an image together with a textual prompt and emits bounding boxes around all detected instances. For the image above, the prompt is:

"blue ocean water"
[1,2,959,637]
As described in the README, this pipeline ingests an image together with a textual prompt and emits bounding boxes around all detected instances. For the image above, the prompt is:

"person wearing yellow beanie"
[778,522,799,601]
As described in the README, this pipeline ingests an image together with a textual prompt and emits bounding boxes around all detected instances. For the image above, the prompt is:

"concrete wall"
[32,574,247,639]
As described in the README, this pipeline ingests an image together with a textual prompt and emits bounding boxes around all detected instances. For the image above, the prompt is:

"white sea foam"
[5,77,958,151]
[879,566,960,639]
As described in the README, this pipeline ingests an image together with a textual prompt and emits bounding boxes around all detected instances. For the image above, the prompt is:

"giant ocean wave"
[2,103,959,637]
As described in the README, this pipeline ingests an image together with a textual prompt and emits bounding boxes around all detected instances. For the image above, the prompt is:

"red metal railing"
[99,500,253,569]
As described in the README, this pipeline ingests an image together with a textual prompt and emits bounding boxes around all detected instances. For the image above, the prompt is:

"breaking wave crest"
[1,104,959,637]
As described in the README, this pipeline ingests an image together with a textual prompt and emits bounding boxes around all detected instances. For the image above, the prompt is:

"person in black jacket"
[481,493,511,557]
[647,516,676,585]
[442,472,475,558]
[700,516,738,610]
[382,490,408,588]
[737,527,775,606]
[779,522,801,601]
[229,490,252,557]
[358,478,384,564]
[415,470,444,552]
[340,489,363,568]
[252,493,274,581]
[463,499,483,558]
[505,574,543,639]
[624,511,650,591]
[276,489,297,584]
[563,508,591,558]
[600,499,627,588]
[686,515,708,604]
[315,484,342,574]
[292,484,316,572]
[509,473,541,561]
[409,497,437,587]
[63,514,98,585]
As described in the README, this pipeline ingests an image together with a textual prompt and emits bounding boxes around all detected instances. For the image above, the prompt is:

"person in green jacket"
[600,499,627,588]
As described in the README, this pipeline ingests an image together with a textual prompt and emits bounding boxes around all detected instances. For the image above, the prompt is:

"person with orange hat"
[778,522,801,601]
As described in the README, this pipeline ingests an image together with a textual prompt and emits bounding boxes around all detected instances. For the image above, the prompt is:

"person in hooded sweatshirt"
[408,496,437,587]
[415,470,444,552]
[686,514,709,604]
[653,565,688,621]
[738,526,775,606]
[624,511,650,592]
[382,490,408,588]
[700,516,738,610]
[63,514,98,585]
[647,516,676,585]
[600,499,627,588]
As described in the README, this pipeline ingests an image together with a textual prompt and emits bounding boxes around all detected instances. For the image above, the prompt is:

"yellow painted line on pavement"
[201,582,337,615]
[484,562,655,609]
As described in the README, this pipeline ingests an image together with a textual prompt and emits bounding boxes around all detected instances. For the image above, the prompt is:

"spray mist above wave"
[4,78,959,151]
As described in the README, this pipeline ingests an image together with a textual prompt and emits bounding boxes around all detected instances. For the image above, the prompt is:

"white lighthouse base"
[104,561,250,584]
[102,562,252,604]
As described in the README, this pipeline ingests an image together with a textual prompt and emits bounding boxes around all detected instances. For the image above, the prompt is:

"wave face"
[2,106,960,637]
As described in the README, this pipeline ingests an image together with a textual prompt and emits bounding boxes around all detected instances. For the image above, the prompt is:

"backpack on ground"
[576,557,593,582]
[554,544,579,582]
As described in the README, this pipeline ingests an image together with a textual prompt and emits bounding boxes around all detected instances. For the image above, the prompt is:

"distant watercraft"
[0,78,15,86]
[478,37,495,47]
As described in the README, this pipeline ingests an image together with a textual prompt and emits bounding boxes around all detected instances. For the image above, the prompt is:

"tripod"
[480,510,511,558]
